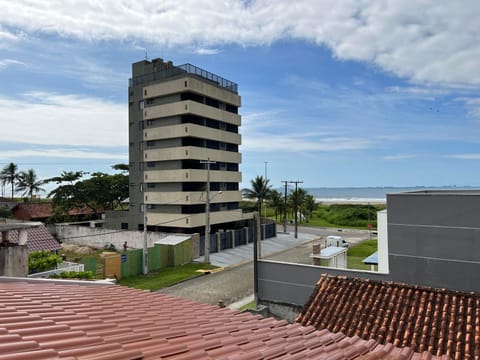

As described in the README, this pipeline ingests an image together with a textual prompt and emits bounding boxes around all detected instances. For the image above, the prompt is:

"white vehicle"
[325,235,349,248]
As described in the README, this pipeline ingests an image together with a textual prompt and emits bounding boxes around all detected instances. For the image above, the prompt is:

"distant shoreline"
[316,198,386,205]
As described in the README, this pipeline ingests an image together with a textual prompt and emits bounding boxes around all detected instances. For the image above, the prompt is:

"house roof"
[7,224,61,252]
[12,202,95,219]
[296,274,480,360]
[0,279,450,360]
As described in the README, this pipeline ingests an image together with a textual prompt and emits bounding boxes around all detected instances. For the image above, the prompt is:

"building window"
[139,100,144,110]
[144,89,147,96]
[184,80,188,87]
[121,223,128,230]
[140,204,145,213]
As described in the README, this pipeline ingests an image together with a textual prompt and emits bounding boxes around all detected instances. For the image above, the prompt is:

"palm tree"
[0,162,19,199]
[242,176,272,216]
[289,187,307,222]
[304,194,317,222]
[268,189,283,222]
[16,169,45,200]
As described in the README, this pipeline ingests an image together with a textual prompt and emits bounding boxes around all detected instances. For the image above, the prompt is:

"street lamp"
[200,158,216,264]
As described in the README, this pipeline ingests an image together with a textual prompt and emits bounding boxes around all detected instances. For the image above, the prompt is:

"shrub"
[50,271,94,280]
[29,251,62,274]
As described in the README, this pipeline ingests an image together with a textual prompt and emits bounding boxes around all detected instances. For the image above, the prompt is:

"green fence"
[80,257,97,274]
[121,249,143,278]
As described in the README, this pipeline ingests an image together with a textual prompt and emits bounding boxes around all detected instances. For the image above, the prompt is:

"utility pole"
[143,205,148,275]
[264,162,268,219]
[281,180,288,233]
[253,211,260,308]
[200,158,216,264]
[289,180,303,239]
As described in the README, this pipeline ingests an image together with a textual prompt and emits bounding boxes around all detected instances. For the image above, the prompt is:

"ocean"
[302,186,478,204]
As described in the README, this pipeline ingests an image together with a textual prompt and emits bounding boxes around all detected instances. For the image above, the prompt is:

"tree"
[268,189,283,222]
[0,162,19,199]
[47,169,129,219]
[289,187,307,221]
[16,169,45,200]
[303,194,317,222]
[242,176,272,216]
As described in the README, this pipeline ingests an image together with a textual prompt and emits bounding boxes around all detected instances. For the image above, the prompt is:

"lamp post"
[201,158,215,264]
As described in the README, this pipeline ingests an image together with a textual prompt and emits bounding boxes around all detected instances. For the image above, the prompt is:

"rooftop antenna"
[145,49,149,60]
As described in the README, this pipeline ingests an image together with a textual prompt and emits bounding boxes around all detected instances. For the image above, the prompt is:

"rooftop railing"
[130,63,238,93]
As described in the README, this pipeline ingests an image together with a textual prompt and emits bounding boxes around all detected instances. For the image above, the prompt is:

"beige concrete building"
[125,59,245,234]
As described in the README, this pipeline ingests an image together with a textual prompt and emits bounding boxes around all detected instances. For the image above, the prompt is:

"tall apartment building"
[126,58,245,234]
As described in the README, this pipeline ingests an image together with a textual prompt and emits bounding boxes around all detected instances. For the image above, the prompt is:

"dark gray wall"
[387,192,480,292]
[258,260,389,306]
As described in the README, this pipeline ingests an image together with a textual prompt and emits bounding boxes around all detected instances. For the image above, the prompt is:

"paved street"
[157,225,371,306]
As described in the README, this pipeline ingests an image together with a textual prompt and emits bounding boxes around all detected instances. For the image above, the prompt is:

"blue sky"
[1,0,480,195]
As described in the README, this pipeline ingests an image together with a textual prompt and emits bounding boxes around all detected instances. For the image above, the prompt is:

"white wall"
[52,224,174,250]
[377,209,389,273]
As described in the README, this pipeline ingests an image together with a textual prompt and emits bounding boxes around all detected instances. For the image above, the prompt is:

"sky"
[1,0,480,195]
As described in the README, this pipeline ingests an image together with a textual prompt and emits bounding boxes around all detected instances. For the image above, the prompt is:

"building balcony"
[144,169,242,183]
[144,124,241,145]
[145,209,245,228]
[144,100,241,126]
[144,146,242,164]
[144,190,242,205]
[143,76,241,106]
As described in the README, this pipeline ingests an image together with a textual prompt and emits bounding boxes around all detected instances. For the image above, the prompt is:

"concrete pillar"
[217,232,221,253]
[244,227,249,244]
[18,229,28,245]
[231,230,235,248]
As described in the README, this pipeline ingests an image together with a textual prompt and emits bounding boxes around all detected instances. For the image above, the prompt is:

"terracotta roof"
[13,202,95,219]
[296,274,480,360]
[7,224,61,253]
[0,280,451,360]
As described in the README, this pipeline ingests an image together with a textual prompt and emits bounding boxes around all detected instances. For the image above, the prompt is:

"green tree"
[303,194,317,222]
[289,187,307,222]
[47,169,128,219]
[242,176,271,216]
[0,162,19,199]
[268,189,283,222]
[16,169,45,200]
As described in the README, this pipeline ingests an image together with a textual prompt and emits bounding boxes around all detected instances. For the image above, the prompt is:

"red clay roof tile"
[0,280,453,360]
[296,275,479,360]
[7,224,61,253]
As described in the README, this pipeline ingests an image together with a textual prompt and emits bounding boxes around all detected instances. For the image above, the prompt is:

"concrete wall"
[51,224,174,250]
[0,246,28,277]
[387,192,480,292]
[258,260,390,307]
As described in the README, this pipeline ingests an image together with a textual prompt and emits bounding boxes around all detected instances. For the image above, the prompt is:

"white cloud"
[0,92,127,147]
[445,154,480,160]
[242,133,373,152]
[1,1,479,87]
[0,148,126,160]
[194,48,222,55]
[0,58,25,69]
[383,154,416,161]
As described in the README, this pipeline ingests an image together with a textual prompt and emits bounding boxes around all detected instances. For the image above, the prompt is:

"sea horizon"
[300,186,480,204]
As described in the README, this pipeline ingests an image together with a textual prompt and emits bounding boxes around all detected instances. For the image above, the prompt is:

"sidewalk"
[194,231,319,268]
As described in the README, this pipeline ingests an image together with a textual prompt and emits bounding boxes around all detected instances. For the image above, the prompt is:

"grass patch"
[239,300,256,311]
[347,239,378,270]
[118,263,218,291]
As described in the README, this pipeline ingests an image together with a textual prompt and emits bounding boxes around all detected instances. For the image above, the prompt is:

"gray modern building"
[387,190,480,291]
[125,58,246,234]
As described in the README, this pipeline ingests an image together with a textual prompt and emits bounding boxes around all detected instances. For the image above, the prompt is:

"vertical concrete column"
[217,232,221,253]
[244,227,249,243]
[231,230,235,248]
[18,229,28,245]
[262,224,266,241]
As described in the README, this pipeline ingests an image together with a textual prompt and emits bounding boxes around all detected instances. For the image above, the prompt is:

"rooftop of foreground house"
[0,278,451,360]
